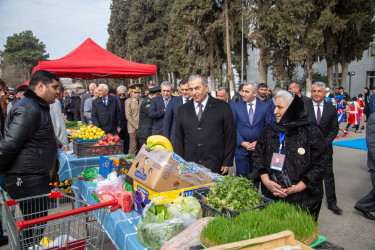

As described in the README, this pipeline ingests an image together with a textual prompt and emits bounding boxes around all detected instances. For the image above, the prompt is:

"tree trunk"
[258,47,268,83]
[209,36,216,97]
[341,61,349,93]
[224,0,235,97]
[334,62,339,87]
[305,57,313,96]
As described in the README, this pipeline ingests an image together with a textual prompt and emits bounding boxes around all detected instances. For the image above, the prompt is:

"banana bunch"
[146,135,173,152]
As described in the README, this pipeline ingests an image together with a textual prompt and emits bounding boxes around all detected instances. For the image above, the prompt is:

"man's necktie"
[103,98,106,106]
[317,104,322,124]
[164,99,169,108]
[249,103,254,125]
[197,103,203,121]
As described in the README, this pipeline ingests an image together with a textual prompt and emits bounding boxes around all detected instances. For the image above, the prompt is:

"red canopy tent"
[32,38,157,79]
[16,80,29,88]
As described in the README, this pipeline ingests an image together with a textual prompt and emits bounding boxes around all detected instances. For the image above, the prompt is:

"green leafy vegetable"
[200,201,319,247]
[205,176,262,211]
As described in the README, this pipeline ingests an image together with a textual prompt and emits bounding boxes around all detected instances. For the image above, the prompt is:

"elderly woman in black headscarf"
[252,90,328,220]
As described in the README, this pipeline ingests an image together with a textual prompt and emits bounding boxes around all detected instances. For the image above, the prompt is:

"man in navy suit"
[162,79,191,147]
[148,81,173,135]
[116,85,129,154]
[92,83,121,135]
[231,81,274,179]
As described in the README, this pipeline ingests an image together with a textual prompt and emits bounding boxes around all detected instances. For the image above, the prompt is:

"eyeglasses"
[118,93,126,96]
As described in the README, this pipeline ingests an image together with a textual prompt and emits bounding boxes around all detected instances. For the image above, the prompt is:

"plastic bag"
[167,196,202,229]
[28,235,76,250]
[80,167,99,180]
[137,198,183,249]
[136,145,223,187]
[94,172,133,212]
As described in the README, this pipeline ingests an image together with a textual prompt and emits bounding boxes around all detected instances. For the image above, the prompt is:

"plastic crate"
[73,139,123,158]
[193,187,274,218]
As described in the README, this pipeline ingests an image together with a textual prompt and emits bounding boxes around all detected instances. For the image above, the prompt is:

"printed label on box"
[134,167,147,181]
[172,153,198,174]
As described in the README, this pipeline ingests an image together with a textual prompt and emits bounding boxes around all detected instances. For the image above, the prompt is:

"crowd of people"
[0,70,374,246]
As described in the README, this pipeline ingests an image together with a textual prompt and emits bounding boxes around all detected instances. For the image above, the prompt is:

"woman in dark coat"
[252,90,328,220]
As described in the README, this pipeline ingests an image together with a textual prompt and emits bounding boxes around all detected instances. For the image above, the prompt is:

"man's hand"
[63,147,69,153]
[241,141,254,151]
[221,166,230,175]
[261,174,287,197]
[117,127,121,133]
[248,141,257,151]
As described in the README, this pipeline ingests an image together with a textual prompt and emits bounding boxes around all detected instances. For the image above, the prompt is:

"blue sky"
[0,0,111,59]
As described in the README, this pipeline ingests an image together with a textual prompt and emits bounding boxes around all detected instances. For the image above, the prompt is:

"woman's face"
[274,97,289,123]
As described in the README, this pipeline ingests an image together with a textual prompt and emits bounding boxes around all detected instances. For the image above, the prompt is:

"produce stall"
[51,135,342,250]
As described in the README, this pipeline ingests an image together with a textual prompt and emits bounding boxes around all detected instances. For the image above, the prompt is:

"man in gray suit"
[80,83,96,123]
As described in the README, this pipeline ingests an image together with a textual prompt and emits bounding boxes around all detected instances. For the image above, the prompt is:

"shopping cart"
[5,191,117,250]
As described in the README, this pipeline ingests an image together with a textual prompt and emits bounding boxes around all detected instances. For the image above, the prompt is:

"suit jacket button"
[198,144,203,147]
[197,127,202,131]
[199,160,203,163]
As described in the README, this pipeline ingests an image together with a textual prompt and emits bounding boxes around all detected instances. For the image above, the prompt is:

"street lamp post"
[348,71,355,97]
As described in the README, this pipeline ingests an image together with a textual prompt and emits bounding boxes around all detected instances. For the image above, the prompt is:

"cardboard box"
[133,180,214,214]
[127,145,217,192]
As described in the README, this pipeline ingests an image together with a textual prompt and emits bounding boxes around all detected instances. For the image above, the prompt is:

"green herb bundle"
[200,201,319,247]
[205,176,262,211]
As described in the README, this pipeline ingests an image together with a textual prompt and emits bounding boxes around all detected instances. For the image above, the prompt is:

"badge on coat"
[297,148,305,155]
[270,153,285,171]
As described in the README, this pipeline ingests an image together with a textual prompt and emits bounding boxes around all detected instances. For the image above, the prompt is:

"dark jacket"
[252,95,327,207]
[148,95,174,135]
[162,96,185,147]
[74,97,81,121]
[91,95,120,134]
[304,100,338,153]
[0,89,57,175]
[138,97,154,140]
[175,96,236,173]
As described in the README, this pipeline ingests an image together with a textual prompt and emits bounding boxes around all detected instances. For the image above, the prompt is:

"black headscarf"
[270,92,313,134]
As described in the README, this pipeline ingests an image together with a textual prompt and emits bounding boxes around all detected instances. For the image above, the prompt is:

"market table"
[71,178,147,250]
[57,150,125,181]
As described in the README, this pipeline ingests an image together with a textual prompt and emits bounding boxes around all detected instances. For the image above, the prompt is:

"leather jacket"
[0,89,57,175]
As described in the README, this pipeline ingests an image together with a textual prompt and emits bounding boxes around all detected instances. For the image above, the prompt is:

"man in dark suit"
[175,75,236,174]
[216,87,232,104]
[80,83,96,123]
[162,79,191,147]
[231,81,274,179]
[92,83,121,135]
[305,81,342,215]
[148,81,173,135]
[138,86,161,147]
[288,81,311,104]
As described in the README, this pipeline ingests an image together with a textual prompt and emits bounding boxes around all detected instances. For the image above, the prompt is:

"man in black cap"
[6,85,28,114]
[125,83,143,154]
[138,86,161,147]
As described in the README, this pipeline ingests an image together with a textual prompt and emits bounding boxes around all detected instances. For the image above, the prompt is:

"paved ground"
[1,122,373,249]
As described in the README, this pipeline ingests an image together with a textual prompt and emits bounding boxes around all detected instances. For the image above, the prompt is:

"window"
[367,71,375,89]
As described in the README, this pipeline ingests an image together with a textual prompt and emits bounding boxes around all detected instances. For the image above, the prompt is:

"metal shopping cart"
[4,191,117,250]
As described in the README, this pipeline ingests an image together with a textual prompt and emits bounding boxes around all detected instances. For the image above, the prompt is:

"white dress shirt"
[246,98,257,114]
[312,100,324,119]
[194,95,209,115]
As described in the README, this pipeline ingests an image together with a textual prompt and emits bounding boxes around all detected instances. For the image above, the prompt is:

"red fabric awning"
[16,80,29,88]
[32,38,157,79]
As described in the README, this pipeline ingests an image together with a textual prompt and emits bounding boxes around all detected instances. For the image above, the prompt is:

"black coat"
[175,96,236,173]
[91,95,120,134]
[304,100,338,153]
[253,123,328,206]
[74,97,81,121]
[148,95,174,135]
[0,89,57,175]
[138,97,154,140]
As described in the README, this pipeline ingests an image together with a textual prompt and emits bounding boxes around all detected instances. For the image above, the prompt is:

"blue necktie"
[103,98,106,106]
[249,103,254,125]
[164,99,169,108]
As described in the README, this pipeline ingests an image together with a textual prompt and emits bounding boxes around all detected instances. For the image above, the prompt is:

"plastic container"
[193,187,274,218]
[73,139,123,158]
